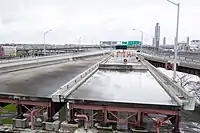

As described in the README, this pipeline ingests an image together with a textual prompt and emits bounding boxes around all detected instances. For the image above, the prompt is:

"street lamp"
[43,29,52,55]
[132,29,144,52]
[166,0,180,81]
[78,37,82,50]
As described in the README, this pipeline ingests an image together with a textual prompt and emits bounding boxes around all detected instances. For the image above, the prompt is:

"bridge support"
[173,115,181,133]
[17,104,26,119]
[68,103,77,124]
[67,102,180,132]
[59,103,67,122]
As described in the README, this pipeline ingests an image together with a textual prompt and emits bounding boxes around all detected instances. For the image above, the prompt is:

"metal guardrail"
[52,55,111,102]
[139,55,196,110]
[142,53,200,65]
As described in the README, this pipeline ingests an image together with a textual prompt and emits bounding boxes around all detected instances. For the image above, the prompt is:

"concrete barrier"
[0,51,110,74]
[139,55,196,111]
[99,64,147,71]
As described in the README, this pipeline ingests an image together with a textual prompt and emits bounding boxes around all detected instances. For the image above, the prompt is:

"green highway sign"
[122,41,141,46]
[122,41,127,45]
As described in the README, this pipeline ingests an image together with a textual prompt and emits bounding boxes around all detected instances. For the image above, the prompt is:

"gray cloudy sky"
[0,0,199,44]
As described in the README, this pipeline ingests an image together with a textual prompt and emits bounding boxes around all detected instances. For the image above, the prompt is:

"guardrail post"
[173,115,181,133]
[68,103,76,124]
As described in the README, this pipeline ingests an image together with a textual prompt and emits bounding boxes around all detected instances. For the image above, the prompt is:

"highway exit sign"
[122,41,141,46]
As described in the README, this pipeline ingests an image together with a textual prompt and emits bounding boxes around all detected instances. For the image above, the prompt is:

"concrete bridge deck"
[0,56,105,98]
[67,53,179,109]
[68,69,179,108]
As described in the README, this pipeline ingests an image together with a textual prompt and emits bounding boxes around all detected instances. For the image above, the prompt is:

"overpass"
[16,45,113,51]
[0,50,110,74]
[0,50,196,133]
[16,44,140,53]
[142,52,200,76]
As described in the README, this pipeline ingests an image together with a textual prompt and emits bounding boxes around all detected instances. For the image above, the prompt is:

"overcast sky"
[0,0,199,44]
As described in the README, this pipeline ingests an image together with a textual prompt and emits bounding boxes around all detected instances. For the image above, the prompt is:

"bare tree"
[176,74,192,87]
[176,74,200,101]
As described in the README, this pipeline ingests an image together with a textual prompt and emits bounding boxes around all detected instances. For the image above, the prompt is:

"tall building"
[152,37,156,46]
[163,37,166,46]
[153,23,160,49]
[186,36,190,45]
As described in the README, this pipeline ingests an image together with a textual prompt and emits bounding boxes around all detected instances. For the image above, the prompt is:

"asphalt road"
[0,56,105,97]
[0,50,109,68]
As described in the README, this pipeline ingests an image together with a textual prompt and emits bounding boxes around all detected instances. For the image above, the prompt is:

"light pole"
[43,29,51,55]
[166,0,180,81]
[78,37,82,50]
[132,29,144,52]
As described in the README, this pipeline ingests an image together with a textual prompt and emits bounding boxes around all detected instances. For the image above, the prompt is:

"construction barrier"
[114,50,135,58]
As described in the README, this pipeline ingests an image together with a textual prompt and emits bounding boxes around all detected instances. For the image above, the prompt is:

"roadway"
[0,56,105,97]
[0,50,109,69]
[143,50,200,61]
[0,53,72,64]
[0,49,97,64]
[142,52,200,76]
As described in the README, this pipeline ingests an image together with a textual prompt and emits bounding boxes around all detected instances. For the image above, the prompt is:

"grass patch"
[0,104,16,124]
[1,118,13,124]
[3,104,17,113]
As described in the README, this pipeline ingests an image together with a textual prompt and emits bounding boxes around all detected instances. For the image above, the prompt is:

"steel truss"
[69,103,181,133]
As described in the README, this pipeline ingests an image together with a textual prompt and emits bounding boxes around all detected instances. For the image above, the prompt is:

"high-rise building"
[152,37,155,46]
[163,37,166,46]
[154,23,160,49]
[186,37,190,45]
[152,37,156,46]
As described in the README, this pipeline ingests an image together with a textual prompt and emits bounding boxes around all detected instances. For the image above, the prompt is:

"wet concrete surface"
[0,56,105,97]
[68,70,178,106]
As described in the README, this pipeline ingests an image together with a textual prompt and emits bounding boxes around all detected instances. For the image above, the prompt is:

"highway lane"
[0,53,72,64]
[0,56,105,97]
[0,50,109,69]
[0,49,98,64]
